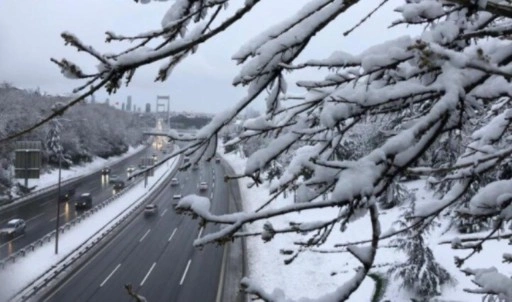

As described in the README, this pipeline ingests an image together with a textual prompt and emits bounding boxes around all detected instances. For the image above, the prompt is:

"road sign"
[14,141,42,185]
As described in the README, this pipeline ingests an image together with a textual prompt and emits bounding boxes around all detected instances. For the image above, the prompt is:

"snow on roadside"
[222,150,509,302]
[221,151,376,301]
[0,154,178,302]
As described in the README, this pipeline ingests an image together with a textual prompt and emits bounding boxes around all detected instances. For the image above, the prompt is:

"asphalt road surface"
[43,159,230,302]
[0,146,159,259]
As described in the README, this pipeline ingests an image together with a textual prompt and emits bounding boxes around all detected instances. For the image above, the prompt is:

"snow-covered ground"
[0,153,179,302]
[221,151,509,302]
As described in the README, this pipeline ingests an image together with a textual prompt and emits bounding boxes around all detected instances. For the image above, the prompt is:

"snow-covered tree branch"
[4,0,512,300]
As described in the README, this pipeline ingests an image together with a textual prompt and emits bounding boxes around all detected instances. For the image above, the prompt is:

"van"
[75,193,93,210]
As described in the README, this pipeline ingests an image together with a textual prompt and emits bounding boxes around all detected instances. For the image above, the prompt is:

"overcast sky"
[0,0,414,114]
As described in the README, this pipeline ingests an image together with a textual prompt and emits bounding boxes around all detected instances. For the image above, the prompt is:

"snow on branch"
[462,267,512,300]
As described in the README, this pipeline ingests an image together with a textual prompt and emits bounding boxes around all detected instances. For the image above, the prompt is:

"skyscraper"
[127,96,132,111]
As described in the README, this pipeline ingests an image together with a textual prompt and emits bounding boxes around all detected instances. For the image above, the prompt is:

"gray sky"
[0,0,414,114]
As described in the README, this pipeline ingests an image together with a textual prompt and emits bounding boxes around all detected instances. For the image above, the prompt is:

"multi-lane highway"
[42,159,230,302]
[0,146,156,259]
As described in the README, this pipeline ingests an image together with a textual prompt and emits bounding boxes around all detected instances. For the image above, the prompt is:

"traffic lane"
[43,214,154,302]
[45,171,185,302]
[140,163,226,301]
[151,165,229,301]
[213,162,231,215]
[139,218,201,302]
[0,147,151,227]
[90,169,203,301]
[0,150,157,257]
[0,147,151,223]
[45,166,193,302]
[73,215,188,302]
[174,229,224,302]
[0,145,151,219]
[0,176,119,258]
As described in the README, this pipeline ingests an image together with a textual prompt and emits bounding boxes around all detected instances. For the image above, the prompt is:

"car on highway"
[192,163,199,170]
[113,181,125,193]
[215,157,221,163]
[59,187,76,203]
[0,219,26,237]
[109,174,120,184]
[101,167,111,175]
[170,177,179,186]
[126,166,136,173]
[173,194,182,200]
[75,193,93,210]
[144,204,158,216]
[198,182,208,191]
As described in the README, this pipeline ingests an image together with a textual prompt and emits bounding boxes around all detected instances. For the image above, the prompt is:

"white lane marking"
[210,192,213,200]
[180,260,192,285]
[212,183,215,189]
[100,263,121,287]
[0,234,24,248]
[168,228,177,242]
[49,213,65,222]
[160,209,168,217]
[139,229,151,242]
[197,227,204,239]
[26,213,45,222]
[39,201,50,207]
[215,245,229,302]
[140,262,156,286]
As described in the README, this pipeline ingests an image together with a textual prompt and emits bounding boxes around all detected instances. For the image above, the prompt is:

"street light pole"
[55,152,62,254]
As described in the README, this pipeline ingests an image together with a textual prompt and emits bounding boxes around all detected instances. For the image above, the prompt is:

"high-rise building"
[127,96,132,111]
[145,103,151,113]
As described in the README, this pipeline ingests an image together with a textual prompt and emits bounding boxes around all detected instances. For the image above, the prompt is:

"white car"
[126,166,136,173]
[0,219,26,237]
[109,174,120,184]
[198,182,208,191]
[173,194,182,200]
[170,178,179,186]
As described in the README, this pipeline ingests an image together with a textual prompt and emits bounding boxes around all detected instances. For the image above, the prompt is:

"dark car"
[75,193,93,210]
[102,167,111,175]
[59,188,76,203]
[113,181,125,192]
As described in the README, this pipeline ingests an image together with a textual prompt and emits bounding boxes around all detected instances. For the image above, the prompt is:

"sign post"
[14,141,42,187]
[140,157,154,188]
